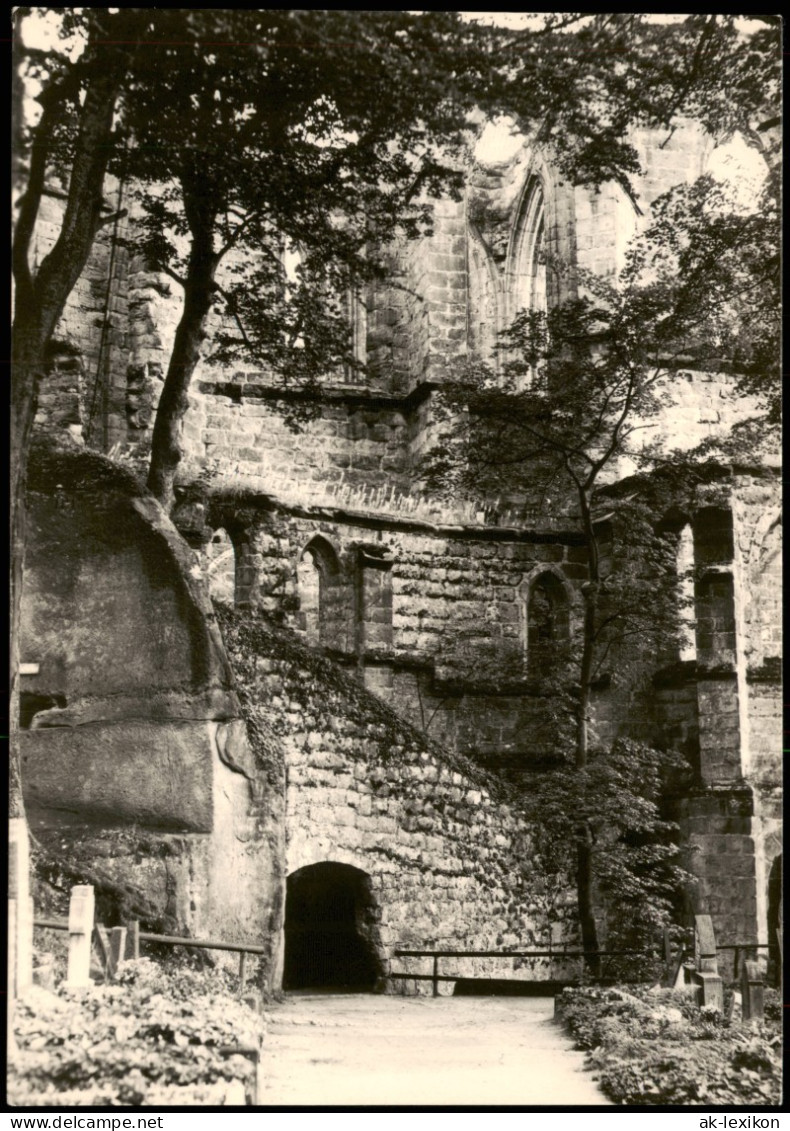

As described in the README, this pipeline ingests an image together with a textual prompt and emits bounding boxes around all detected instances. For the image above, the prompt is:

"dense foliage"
[418,100,779,959]
[557,985,783,1106]
[8,959,263,1107]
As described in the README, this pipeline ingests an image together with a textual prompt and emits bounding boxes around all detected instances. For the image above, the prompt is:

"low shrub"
[8,959,263,1107]
[557,984,782,1106]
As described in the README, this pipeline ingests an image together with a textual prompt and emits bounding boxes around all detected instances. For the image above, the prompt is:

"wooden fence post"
[8,897,17,1003]
[238,951,248,998]
[9,822,33,995]
[126,920,140,961]
[740,958,764,1023]
[67,885,95,987]
[107,926,127,980]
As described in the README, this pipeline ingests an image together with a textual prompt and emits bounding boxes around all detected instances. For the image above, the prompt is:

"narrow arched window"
[205,528,236,605]
[297,537,343,649]
[297,546,322,646]
[527,571,569,678]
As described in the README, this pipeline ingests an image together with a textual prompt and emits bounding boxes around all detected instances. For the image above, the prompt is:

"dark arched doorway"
[283,862,382,991]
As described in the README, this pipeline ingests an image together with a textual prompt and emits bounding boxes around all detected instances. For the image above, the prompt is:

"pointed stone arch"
[296,534,346,649]
[467,222,502,369]
[518,565,574,678]
[205,527,236,605]
[507,174,547,327]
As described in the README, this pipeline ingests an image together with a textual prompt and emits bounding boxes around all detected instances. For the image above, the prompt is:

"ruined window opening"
[767,854,782,986]
[282,240,305,350]
[527,571,569,677]
[692,508,736,669]
[512,180,547,317]
[467,225,500,373]
[297,548,321,645]
[205,528,236,605]
[297,536,342,649]
[356,551,393,665]
[283,862,382,992]
[693,507,734,566]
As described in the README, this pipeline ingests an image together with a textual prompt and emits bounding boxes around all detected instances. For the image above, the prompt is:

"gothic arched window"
[343,280,367,384]
[508,177,548,388]
[527,570,569,678]
[297,536,343,648]
[511,178,547,319]
[205,527,236,605]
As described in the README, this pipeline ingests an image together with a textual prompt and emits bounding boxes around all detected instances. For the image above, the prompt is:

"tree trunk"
[575,484,602,975]
[10,62,127,818]
[9,327,44,819]
[9,17,135,984]
[147,188,218,512]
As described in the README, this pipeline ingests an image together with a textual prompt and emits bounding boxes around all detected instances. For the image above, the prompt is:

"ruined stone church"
[20,116,781,992]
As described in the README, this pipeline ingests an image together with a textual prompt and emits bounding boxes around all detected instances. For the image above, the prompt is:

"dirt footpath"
[261,993,611,1107]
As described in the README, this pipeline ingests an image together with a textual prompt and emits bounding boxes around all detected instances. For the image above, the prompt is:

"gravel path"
[261,993,611,1107]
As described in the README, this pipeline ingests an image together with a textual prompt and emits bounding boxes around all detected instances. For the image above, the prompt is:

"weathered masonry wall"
[196,502,588,774]
[664,474,782,959]
[196,479,781,958]
[20,441,284,982]
[216,607,572,991]
[182,387,413,497]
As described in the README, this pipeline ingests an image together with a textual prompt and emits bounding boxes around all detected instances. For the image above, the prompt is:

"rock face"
[20,442,284,985]
[20,119,780,975]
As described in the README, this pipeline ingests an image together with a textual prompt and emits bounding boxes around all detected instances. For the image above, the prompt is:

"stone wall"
[216,606,572,991]
[184,387,413,497]
[19,443,574,992]
[196,502,589,769]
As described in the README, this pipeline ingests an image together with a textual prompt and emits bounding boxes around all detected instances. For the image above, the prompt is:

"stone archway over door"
[283,862,382,992]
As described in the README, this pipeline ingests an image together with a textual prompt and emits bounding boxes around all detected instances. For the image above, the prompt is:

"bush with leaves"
[556,985,782,1106]
[8,959,263,1107]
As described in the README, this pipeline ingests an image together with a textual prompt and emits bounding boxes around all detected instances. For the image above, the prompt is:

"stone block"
[21,720,215,832]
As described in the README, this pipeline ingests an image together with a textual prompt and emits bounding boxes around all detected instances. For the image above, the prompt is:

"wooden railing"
[33,885,265,1103]
[394,921,773,1021]
[34,913,266,998]
[392,947,653,997]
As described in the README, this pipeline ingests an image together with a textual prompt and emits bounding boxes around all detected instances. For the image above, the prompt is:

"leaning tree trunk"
[11,52,125,813]
[147,180,218,512]
[575,486,602,977]
[10,17,134,1003]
